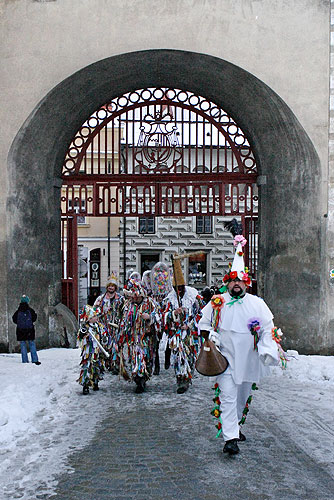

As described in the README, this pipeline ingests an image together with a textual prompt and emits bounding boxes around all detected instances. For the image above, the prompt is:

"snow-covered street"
[1,348,334,499]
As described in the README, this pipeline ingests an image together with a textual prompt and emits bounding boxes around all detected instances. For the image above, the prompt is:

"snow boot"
[93,383,99,391]
[82,386,89,395]
[223,439,240,455]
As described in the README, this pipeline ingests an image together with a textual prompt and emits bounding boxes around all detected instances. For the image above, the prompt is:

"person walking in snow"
[150,262,173,375]
[93,272,124,374]
[77,305,109,395]
[198,224,281,456]
[163,256,205,394]
[118,278,161,393]
[12,295,41,365]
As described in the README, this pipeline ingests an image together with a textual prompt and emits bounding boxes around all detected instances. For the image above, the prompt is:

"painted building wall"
[0,0,330,351]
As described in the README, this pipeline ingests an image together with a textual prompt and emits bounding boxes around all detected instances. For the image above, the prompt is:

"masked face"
[176,285,185,298]
[227,279,246,298]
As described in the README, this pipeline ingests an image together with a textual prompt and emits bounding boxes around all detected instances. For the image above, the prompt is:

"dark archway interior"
[7,49,321,352]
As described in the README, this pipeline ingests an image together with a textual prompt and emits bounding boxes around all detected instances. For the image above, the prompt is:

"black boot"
[134,376,146,394]
[223,439,240,455]
[164,345,171,370]
[176,377,190,394]
[238,431,246,442]
[153,348,160,375]
[82,385,89,395]
[93,382,99,391]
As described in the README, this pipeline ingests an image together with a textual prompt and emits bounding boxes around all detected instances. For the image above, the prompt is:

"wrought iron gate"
[61,88,258,315]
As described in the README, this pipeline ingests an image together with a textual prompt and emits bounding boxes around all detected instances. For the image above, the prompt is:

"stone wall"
[0,1,331,352]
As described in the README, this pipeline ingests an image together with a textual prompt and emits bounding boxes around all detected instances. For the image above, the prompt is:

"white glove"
[260,353,276,366]
[209,330,220,347]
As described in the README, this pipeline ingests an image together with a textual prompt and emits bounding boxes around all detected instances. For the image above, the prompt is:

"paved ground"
[41,367,334,500]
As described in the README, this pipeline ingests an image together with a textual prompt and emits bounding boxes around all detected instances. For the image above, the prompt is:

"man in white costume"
[198,234,279,455]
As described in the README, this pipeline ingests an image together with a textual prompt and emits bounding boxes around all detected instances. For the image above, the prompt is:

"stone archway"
[7,49,321,352]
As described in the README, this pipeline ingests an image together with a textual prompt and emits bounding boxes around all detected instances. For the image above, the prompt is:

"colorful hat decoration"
[80,304,101,322]
[128,271,141,283]
[221,234,251,287]
[151,262,172,299]
[123,278,147,298]
[142,270,152,295]
[172,257,186,287]
[106,271,119,288]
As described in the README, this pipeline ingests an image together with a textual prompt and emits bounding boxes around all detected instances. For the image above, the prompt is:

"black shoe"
[176,379,189,394]
[34,361,41,365]
[223,439,240,455]
[238,431,246,442]
[164,346,171,370]
[82,386,89,395]
[134,376,146,394]
[153,364,160,376]
[93,383,99,391]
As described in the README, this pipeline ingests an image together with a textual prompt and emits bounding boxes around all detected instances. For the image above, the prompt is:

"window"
[196,215,212,234]
[139,216,155,234]
[188,253,207,287]
[140,253,160,274]
[68,199,86,224]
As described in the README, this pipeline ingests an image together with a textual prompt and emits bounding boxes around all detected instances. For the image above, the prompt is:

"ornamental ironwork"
[61,87,258,217]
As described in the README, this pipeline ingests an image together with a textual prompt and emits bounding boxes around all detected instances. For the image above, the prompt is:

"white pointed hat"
[222,234,251,288]
[231,240,246,279]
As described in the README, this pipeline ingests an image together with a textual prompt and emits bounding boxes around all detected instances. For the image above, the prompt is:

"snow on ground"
[0,348,334,499]
[0,348,112,500]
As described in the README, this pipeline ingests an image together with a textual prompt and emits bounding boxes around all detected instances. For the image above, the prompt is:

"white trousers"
[216,372,253,441]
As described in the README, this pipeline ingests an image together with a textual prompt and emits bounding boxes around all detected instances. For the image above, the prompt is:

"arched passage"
[7,50,321,352]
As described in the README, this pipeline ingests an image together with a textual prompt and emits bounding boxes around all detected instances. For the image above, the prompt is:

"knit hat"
[20,295,30,304]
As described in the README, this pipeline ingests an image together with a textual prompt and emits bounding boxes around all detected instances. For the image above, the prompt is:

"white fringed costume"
[163,286,204,383]
[199,291,279,441]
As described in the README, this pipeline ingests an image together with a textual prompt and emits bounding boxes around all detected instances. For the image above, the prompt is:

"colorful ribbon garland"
[247,317,261,351]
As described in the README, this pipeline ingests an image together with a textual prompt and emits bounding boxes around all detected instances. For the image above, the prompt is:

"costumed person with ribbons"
[163,253,205,394]
[198,219,287,455]
[118,278,161,393]
[77,305,109,395]
[93,272,124,374]
[150,262,173,375]
[141,269,163,375]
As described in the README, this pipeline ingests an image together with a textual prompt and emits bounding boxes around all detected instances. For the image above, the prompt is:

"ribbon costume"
[118,278,161,393]
[163,256,205,394]
[93,272,124,374]
[149,262,173,375]
[77,305,109,395]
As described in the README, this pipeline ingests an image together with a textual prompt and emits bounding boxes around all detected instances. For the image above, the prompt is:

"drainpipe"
[123,216,127,287]
[107,216,111,276]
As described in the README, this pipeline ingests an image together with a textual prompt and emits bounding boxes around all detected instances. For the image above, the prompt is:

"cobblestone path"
[46,368,334,500]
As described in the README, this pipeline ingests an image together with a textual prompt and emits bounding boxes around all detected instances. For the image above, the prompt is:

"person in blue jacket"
[12,295,40,365]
